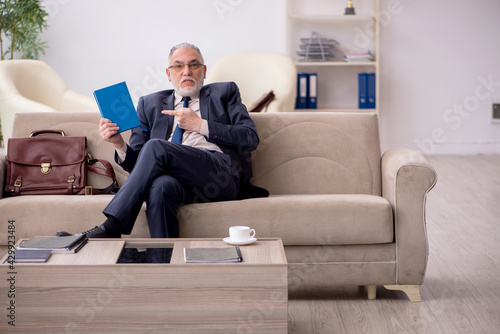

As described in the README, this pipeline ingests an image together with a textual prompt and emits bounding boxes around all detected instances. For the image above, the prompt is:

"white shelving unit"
[287,0,380,114]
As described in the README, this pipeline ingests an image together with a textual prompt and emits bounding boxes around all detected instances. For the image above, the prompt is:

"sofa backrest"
[249,112,382,196]
[10,111,382,196]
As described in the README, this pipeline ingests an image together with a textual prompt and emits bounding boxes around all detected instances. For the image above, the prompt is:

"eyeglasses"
[168,62,204,72]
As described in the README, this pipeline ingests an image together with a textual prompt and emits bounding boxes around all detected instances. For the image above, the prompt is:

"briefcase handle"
[29,129,66,137]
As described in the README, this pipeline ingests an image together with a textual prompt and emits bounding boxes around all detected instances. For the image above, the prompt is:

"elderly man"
[59,42,265,239]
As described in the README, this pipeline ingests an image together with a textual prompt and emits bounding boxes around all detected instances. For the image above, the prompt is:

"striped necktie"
[171,96,191,144]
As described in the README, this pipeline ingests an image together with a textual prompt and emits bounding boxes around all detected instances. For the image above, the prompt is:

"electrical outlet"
[493,103,500,123]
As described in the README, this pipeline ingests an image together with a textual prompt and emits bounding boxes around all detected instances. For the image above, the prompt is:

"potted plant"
[0,0,48,146]
[0,0,48,59]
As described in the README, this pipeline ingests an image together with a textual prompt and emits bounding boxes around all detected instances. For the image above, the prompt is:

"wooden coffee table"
[0,238,288,333]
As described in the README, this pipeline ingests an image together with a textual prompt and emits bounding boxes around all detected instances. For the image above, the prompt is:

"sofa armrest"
[0,152,6,199]
[381,148,437,285]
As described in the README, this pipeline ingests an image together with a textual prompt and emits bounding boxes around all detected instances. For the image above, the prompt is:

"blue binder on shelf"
[367,73,376,109]
[93,81,142,133]
[358,73,368,109]
[295,73,309,109]
[308,73,318,109]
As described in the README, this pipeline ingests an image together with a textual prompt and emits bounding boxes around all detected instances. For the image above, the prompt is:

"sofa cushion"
[249,112,382,196]
[0,194,393,247]
[178,194,393,245]
[0,195,150,245]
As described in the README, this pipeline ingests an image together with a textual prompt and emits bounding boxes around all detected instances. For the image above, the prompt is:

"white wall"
[40,0,287,102]
[40,0,500,154]
[379,0,500,154]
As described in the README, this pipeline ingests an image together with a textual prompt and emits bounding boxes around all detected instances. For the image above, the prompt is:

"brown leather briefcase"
[4,129,117,196]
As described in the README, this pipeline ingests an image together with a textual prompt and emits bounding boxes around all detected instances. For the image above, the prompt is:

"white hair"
[168,43,204,63]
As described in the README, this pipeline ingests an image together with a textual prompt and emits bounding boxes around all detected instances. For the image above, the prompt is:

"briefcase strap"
[77,158,118,195]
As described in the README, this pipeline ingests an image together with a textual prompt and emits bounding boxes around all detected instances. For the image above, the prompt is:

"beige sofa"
[0,111,437,301]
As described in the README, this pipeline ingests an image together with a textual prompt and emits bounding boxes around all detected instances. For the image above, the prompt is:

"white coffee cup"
[229,226,256,242]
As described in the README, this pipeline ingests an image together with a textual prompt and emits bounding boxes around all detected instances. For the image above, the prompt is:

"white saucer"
[223,237,257,245]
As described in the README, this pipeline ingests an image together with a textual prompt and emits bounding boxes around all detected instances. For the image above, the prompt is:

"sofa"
[0,111,437,301]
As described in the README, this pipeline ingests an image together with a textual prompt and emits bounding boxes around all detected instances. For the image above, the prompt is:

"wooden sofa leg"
[384,285,421,302]
[367,285,376,300]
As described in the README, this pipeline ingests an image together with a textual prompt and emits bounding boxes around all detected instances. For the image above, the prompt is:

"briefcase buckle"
[41,163,51,174]
[14,178,22,187]
[85,186,93,196]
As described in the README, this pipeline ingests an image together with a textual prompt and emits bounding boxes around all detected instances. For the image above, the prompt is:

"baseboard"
[382,140,500,155]
[418,141,500,155]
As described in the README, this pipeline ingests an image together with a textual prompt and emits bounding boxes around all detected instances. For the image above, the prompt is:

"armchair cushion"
[206,52,297,113]
[0,59,97,142]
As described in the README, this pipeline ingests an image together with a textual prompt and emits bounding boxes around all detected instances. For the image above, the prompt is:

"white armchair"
[206,52,297,113]
[0,59,98,142]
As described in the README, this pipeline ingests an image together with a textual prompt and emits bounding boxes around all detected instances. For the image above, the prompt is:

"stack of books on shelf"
[358,72,376,109]
[344,50,373,62]
[297,32,338,62]
[14,234,88,263]
[295,73,318,109]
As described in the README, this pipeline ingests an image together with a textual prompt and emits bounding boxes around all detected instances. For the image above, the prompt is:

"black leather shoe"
[57,224,113,238]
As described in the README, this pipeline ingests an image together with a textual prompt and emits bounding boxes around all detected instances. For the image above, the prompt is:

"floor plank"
[288,154,500,333]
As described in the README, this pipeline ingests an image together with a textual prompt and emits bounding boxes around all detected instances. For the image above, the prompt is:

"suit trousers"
[103,139,240,238]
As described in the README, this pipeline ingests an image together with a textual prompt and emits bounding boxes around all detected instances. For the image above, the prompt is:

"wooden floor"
[287,155,500,334]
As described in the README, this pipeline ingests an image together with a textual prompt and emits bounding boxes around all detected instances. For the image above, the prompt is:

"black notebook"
[14,249,52,263]
[184,246,242,263]
[18,235,88,253]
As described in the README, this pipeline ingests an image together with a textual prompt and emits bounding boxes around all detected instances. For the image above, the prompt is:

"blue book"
[367,73,376,109]
[358,73,368,109]
[295,73,309,109]
[93,82,142,133]
[308,73,318,109]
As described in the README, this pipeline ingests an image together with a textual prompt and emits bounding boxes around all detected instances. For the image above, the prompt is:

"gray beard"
[174,78,203,97]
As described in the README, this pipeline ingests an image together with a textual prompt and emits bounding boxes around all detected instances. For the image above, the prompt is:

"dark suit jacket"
[118,81,261,190]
